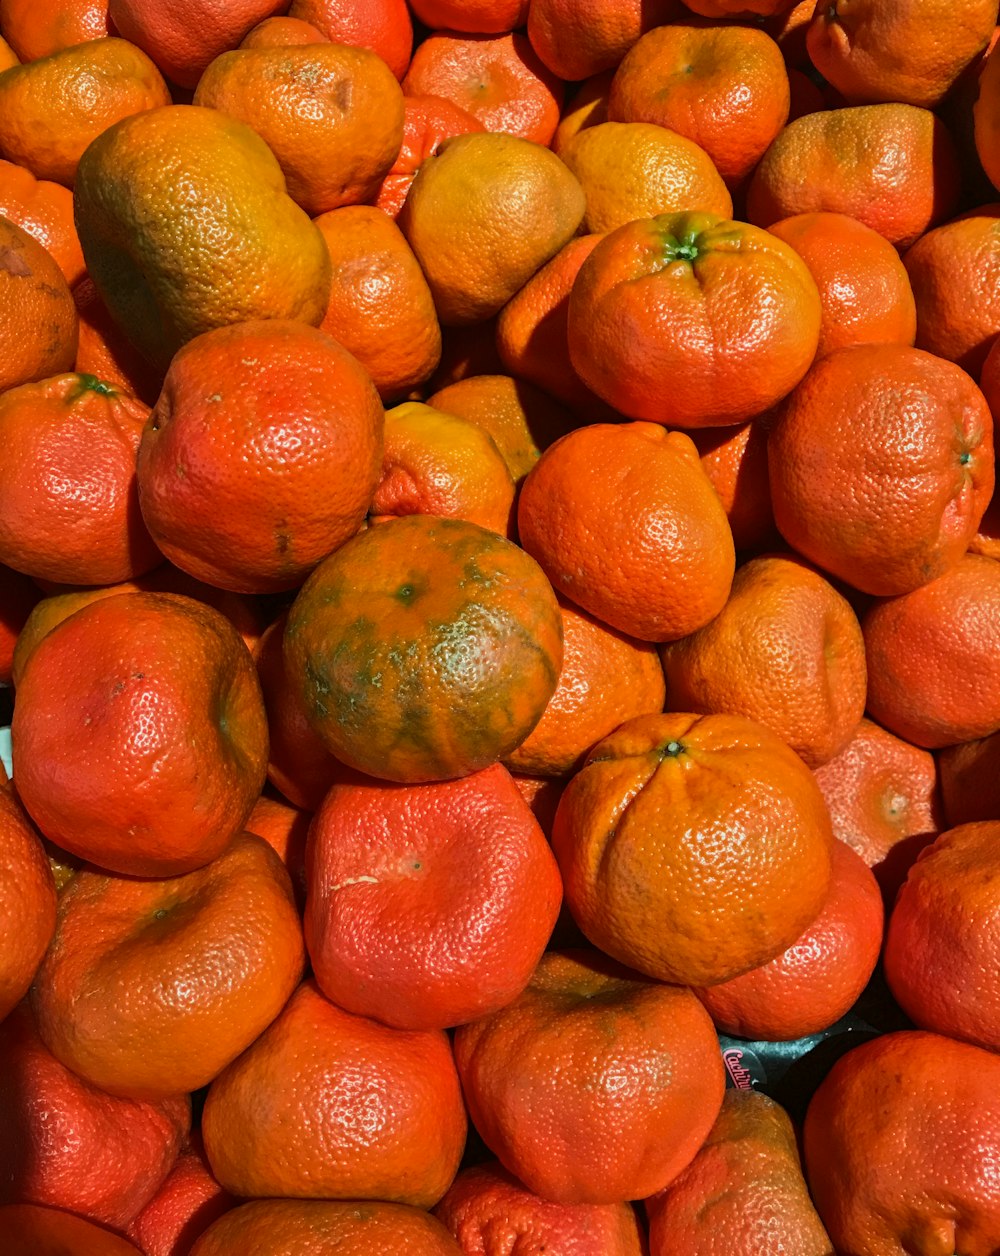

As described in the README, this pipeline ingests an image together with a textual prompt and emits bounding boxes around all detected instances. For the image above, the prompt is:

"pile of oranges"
[3,0,1000,1251]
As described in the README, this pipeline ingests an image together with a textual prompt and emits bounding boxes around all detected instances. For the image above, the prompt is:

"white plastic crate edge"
[0,727,11,779]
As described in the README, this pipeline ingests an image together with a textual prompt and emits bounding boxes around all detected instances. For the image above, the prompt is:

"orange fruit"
[558,121,734,234]
[372,94,484,218]
[4,1205,144,1256]
[806,0,997,107]
[435,1160,647,1255]
[813,717,943,899]
[454,948,725,1205]
[646,1091,835,1256]
[0,373,160,587]
[517,422,735,642]
[0,36,17,70]
[73,278,165,406]
[191,1200,463,1256]
[0,159,84,286]
[495,233,616,419]
[505,596,666,777]
[253,613,349,813]
[201,979,466,1205]
[0,785,56,1024]
[746,103,960,248]
[0,38,170,187]
[32,833,304,1099]
[768,343,995,596]
[127,1138,233,1256]
[12,592,268,877]
[73,105,331,371]
[661,554,867,768]
[107,0,286,88]
[399,132,585,326]
[305,763,561,1029]
[239,15,327,46]
[371,401,515,535]
[863,554,1000,748]
[0,0,110,62]
[0,1003,189,1230]
[402,32,564,147]
[0,562,39,684]
[193,44,405,216]
[608,22,790,187]
[566,211,822,427]
[939,730,1000,827]
[427,374,577,483]
[696,838,883,1040]
[286,0,413,81]
[690,419,776,553]
[552,712,834,986]
[885,821,1000,1053]
[314,206,441,401]
[136,320,383,594]
[0,216,77,393]
[527,0,681,82]
[803,1031,1000,1255]
[902,204,1000,376]
[551,69,613,157]
[246,792,310,905]
[768,211,918,356]
[283,515,563,783]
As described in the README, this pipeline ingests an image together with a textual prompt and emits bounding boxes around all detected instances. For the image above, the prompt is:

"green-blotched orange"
[73,105,331,370]
[283,515,563,783]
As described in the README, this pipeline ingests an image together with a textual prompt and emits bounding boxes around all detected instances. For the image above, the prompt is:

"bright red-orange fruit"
[306,763,561,1030]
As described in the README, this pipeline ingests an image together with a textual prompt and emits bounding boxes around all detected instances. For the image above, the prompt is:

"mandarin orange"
[201,980,466,1205]
[12,592,268,877]
[0,373,160,587]
[136,319,383,594]
[647,1091,834,1256]
[372,401,515,535]
[768,343,994,596]
[305,763,561,1029]
[566,211,821,427]
[193,44,405,216]
[283,515,562,783]
[0,38,170,186]
[608,21,790,187]
[661,554,867,768]
[804,1031,1000,1255]
[0,1004,189,1230]
[32,833,305,1099]
[454,949,725,1205]
[552,712,833,987]
[517,421,735,642]
[314,205,441,400]
[402,32,564,148]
